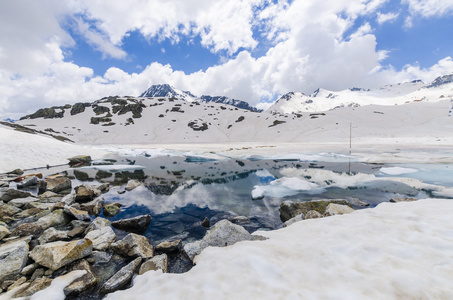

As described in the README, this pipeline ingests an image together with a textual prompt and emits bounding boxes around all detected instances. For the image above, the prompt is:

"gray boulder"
[183,219,254,261]
[0,202,22,218]
[9,196,41,208]
[0,236,31,282]
[10,223,44,238]
[100,257,142,294]
[64,259,98,296]
[84,217,110,234]
[103,202,122,217]
[0,189,34,202]
[324,203,355,216]
[36,209,71,229]
[68,155,92,165]
[283,213,304,227]
[13,277,52,298]
[80,197,104,215]
[64,206,91,221]
[305,210,323,219]
[16,176,39,189]
[85,226,116,251]
[29,238,93,270]
[111,214,151,233]
[38,227,69,244]
[279,199,352,222]
[0,224,10,240]
[75,184,101,202]
[155,239,182,253]
[139,254,168,275]
[111,233,154,258]
[45,177,72,193]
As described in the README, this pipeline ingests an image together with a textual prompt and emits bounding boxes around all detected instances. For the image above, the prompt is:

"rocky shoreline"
[0,156,415,299]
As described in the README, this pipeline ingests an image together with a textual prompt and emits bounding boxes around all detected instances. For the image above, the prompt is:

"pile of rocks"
[0,169,264,299]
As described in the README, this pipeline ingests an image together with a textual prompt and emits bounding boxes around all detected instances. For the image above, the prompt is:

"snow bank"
[104,199,453,299]
[0,126,108,173]
[379,167,418,175]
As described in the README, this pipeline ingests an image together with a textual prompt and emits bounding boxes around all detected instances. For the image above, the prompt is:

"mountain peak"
[426,73,453,88]
[139,84,196,99]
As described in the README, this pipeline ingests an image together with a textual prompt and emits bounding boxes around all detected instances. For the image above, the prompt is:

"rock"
[21,263,40,276]
[75,184,101,202]
[51,202,65,211]
[155,239,182,253]
[111,233,154,258]
[7,168,24,175]
[45,177,72,193]
[0,236,31,282]
[279,199,352,222]
[139,254,168,274]
[201,217,210,228]
[324,203,355,216]
[16,176,39,189]
[9,196,40,208]
[347,198,370,207]
[111,214,151,233]
[64,259,98,296]
[29,238,93,271]
[14,277,52,298]
[68,226,85,238]
[117,190,126,194]
[85,226,116,251]
[14,207,45,219]
[0,189,34,202]
[38,227,69,244]
[95,183,110,193]
[183,220,253,261]
[283,213,304,227]
[229,216,251,224]
[61,193,76,206]
[100,257,142,294]
[23,202,54,210]
[30,268,45,281]
[86,251,112,265]
[80,197,104,215]
[64,206,91,221]
[103,202,122,217]
[68,155,92,165]
[36,209,71,229]
[124,179,141,191]
[0,224,10,240]
[38,180,47,194]
[305,210,323,219]
[38,191,60,198]
[0,202,22,218]
[10,223,44,238]
[85,217,110,234]
[390,197,418,203]
[7,276,27,291]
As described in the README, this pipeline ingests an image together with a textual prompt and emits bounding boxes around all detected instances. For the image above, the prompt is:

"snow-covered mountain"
[139,84,261,112]
[267,74,453,114]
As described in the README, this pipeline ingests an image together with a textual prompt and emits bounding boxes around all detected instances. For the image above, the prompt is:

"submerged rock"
[29,238,93,271]
[103,202,122,217]
[100,257,142,294]
[111,214,151,233]
[111,233,154,258]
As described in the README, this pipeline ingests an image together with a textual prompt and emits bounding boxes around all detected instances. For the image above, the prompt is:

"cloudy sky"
[1,0,453,119]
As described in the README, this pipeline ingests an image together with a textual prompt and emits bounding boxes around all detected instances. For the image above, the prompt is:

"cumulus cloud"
[377,12,399,24]
[403,0,453,27]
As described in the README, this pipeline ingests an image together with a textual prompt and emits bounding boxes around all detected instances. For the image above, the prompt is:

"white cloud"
[403,0,453,28]
[377,12,399,24]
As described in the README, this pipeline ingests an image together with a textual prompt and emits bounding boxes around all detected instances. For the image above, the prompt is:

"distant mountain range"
[140,84,262,112]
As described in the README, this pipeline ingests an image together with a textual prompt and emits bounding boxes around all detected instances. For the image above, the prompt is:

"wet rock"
[14,277,52,298]
[305,210,323,219]
[183,220,254,261]
[111,233,154,258]
[64,206,91,221]
[29,238,93,271]
[36,209,71,229]
[64,259,98,296]
[100,257,142,294]
[229,216,251,224]
[45,177,72,193]
[11,223,44,238]
[38,227,69,244]
[111,214,151,233]
[75,184,101,202]
[0,189,34,202]
[139,254,168,275]
[279,199,352,222]
[124,179,141,191]
[80,197,104,215]
[390,197,418,203]
[85,226,116,251]
[324,203,355,216]
[68,155,92,165]
[283,213,304,227]
[0,236,31,282]
[16,176,39,189]
[201,217,210,228]
[103,202,122,217]
[85,217,110,234]
[0,224,10,240]
[155,239,182,253]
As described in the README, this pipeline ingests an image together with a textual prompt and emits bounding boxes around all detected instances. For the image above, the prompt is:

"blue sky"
[1,0,453,119]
